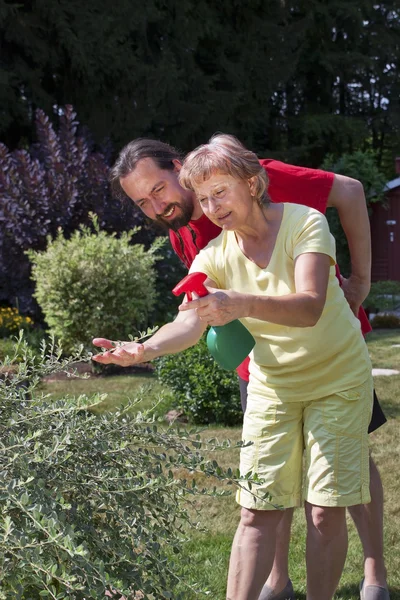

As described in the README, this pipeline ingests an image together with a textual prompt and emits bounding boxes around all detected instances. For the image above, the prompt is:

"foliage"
[149,245,186,326]
[0,338,16,362]
[365,280,400,312]
[322,151,388,205]
[0,105,148,315]
[0,307,33,338]
[156,334,242,426]
[0,0,287,152]
[20,326,50,356]
[0,333,256,599]
[27,216,164,352]
[2,2,400,166]
[370,314,400,329]
[265,2,400,168]
[321,151,387,275]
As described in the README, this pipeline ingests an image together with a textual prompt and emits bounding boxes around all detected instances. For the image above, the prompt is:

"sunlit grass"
[39,371,166,414]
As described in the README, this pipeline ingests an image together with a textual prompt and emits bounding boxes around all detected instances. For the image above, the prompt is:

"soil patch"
[42,361,154,382]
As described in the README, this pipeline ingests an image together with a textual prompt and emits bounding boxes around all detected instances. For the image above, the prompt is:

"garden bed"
[41,360,155,382]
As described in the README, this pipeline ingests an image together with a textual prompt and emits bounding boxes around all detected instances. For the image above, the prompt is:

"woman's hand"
[178,287,249,326]
[92,338,145,366]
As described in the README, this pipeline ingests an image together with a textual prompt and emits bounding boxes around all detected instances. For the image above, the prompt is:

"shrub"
[0,307,33,338]
[370,314,400,329]
[150,245,186,325]
[0,338,16,361]
[0,333,250,599]
[365,280,400,313]
[0,105,148,315]
[27,216,165,352]
[156,334,242,426]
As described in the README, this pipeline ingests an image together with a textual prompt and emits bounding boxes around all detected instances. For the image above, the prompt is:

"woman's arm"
[92,304,207,367]
[180,253,331,328]
[247,252,330,326]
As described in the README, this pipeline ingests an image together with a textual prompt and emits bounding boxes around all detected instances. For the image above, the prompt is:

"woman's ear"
[248,176,257,196]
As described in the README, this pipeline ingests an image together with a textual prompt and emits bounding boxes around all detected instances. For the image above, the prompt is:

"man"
[96,138,389,600]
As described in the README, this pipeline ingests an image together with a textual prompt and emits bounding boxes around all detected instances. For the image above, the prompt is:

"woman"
[93,134,373,600]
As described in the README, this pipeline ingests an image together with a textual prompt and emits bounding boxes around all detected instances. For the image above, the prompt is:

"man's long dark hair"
[109,138,183,202]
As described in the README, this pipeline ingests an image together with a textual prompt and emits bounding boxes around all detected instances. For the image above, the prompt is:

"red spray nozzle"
[172,272,209,302]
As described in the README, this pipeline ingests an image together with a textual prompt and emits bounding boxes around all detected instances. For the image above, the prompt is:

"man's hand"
[340,275,371,316]
[178,287,248,326]
[92,338,145,366]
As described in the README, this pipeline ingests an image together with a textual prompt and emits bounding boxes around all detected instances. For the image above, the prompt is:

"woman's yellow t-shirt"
[190,203,371,402]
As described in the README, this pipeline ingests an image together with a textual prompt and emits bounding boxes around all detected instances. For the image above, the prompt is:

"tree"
[0,0,289,150]
[260,2,400,165]
[322,150,387,274]
[2,1,400,168]
[0,105,148,314]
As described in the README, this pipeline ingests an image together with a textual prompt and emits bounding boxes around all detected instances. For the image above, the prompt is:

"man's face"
[120,158,196,231]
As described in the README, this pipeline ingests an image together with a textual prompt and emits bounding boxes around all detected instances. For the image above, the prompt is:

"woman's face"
[193,171,256,230]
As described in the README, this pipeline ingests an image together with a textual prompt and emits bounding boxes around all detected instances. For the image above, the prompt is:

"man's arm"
[327,174,371,314]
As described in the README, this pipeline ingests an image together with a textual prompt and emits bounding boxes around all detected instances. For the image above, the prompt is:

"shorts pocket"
[243,398,278,437]
[322,388,364,436]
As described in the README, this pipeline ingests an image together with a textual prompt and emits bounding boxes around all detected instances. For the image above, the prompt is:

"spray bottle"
[172,272,255,370]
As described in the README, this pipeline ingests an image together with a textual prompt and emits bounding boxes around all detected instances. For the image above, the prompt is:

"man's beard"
[155,198,194,231]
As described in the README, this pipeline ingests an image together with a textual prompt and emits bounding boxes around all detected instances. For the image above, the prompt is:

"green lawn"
[40,370,165,414]
[38,330,400,599]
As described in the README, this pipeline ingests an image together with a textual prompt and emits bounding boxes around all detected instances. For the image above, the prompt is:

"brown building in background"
[370,158,400,282]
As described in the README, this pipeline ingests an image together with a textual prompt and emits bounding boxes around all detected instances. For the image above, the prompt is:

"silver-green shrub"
[0,334,253,599]
[27,216,164,351]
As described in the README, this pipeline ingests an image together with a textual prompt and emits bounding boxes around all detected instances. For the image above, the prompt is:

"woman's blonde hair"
[179,134,269,206]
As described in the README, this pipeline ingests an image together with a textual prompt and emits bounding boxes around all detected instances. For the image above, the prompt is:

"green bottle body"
[206,320,255,370]
[172,272,255,370]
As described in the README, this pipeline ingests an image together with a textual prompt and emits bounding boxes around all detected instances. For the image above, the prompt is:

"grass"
[40,371,165,414]
[36,330,400,598]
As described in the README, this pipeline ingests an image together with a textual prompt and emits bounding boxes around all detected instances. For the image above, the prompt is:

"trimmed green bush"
[27,216,164,352]
[365,280,400,313]
[156,334,242,426]
[370,314,400,329]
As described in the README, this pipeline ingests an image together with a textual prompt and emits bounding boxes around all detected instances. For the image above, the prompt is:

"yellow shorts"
[236,377,373,510]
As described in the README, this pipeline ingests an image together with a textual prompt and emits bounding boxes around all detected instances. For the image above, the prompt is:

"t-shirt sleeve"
[260,159,334,215]
[291,208,336,265]
[189,246,225,289]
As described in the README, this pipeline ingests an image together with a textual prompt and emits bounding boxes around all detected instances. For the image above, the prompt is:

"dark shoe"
[258,578,295,600]
[360,578,390,600]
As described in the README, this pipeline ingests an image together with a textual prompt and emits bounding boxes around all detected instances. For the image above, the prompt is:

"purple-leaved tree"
[0,105,151,315]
